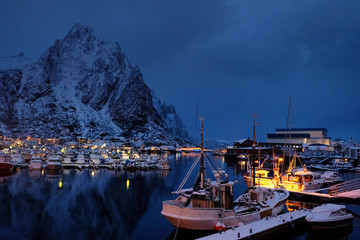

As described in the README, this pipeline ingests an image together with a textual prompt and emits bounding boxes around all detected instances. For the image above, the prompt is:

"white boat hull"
[306,204,354,230]
[307,216,353,230]
[161,190,288,230]
[29,163,42,170]
[161,201,242,230]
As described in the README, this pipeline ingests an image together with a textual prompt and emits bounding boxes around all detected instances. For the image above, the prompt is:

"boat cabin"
[189,180,235,209]
[254,169,272,178]
[281,169,325,191]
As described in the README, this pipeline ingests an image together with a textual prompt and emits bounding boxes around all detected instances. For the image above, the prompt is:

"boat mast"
[288,95,291,166]
[200,118,205,189]
[252,114,257,187]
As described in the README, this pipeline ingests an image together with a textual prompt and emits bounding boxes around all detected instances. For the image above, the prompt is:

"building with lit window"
[267,128,330,145]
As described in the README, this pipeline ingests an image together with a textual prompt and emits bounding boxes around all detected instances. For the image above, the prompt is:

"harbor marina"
[1,153,360,239]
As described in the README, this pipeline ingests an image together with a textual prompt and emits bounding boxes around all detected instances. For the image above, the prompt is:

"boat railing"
[328,178,360,196]
[163,200,186,207]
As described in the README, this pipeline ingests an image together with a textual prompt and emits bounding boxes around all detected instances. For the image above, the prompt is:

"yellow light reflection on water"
[59,178,63,188]
[91,171,95,177]
[126,179,130,190]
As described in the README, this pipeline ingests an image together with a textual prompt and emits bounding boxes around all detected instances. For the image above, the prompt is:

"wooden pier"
[197,210,309,240]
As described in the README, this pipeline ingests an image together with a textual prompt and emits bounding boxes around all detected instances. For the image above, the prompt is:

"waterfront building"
[267,128,331,145]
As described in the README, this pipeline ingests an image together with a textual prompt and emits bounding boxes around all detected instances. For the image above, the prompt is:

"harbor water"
[0,153,359,240]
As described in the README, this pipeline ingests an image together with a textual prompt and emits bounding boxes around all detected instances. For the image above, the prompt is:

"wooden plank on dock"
[196,210,309,240]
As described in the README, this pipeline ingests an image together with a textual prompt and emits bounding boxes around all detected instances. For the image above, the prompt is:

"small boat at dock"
[76,154,87,168]
[29,155,43,170]
[46,154,62,170]
[156,159,171,170]
[305,204,353,230]
[0,153,13,171]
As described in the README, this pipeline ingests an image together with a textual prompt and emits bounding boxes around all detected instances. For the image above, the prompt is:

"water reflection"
[29,170,41,179]
[0,154,359,240]
[0,169,168,240]
[0,171,12,184]
[306,226,353,240]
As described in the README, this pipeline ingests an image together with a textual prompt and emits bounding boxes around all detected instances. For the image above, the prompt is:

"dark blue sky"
[1,0,360,142]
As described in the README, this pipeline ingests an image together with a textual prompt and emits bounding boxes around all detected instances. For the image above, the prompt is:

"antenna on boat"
[175,117,225,194]
[251,114,258,187]
[288,95,292,167]
[282,95,292,173]
[199,117,205,189]
[195,98,200,129]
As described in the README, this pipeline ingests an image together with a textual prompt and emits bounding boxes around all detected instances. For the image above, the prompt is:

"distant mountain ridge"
[0,23,189,145]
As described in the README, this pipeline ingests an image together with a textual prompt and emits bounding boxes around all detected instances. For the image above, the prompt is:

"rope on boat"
[173,206,183,240]
[204,151,225,180]
[176,149,226,193]
[270,178,278,188]
[347,209,360,218]
[176,154,201,192]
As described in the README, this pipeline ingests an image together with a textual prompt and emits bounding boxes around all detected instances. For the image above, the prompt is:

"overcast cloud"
[1,0,360,142]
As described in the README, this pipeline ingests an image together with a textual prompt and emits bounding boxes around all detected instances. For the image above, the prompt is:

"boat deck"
[196,210,309,240]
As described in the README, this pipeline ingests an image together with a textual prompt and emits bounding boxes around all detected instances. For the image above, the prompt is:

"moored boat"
[305,204,353,230]
[76,154,87,167]
[244,168,277,188]
[0,153,13,171]
[162,185,289,230]
[46,154,62,170]
[156,159,171,170]
[280,168,327,191]
[124,159,136,171]
[255,152,343,192]
[29,155,43,170]
[161,119,289,231]
[321,171,343,186]
[10,152,25,165]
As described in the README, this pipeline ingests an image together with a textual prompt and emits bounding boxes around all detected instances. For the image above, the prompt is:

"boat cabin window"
[255,173,267,177]
[304,175,313,183]
[288,175,302,183]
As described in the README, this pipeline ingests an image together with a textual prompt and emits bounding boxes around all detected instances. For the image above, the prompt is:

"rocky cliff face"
[0,24,189,145]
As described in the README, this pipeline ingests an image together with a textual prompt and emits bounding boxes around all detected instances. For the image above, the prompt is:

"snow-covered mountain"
[0,23,189,145]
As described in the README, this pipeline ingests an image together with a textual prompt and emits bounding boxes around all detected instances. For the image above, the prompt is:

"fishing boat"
[305,204,353,230]
[90,153,107,168]
[244,168,277,187]
[77,153,87,167]
[29,155,43,170]
[161,118,289,230]
[156,159,171,170]
[0,153,13,171]
[135,156,149,170]
[243,150,282,188]
[124,159,137,171]
[281,168,327,191]
[46,154,62,170]
[279,152,343,192]
[10,152,25,165]
[146,155,159,169]
[321,171,343,186]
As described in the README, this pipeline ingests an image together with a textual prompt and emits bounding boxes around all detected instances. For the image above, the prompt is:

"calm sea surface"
[0,153,359,240]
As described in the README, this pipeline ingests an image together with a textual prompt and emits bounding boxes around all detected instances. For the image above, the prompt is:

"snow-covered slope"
[0,52,34,70]
[0,23,189,145]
